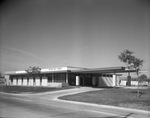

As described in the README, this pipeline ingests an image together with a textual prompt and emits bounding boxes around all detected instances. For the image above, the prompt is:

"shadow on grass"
[92,86,121,89]
[0,85,74,93]
[130,91,146,97]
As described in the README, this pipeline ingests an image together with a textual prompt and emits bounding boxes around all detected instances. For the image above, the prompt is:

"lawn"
[0,85,74,93]
[59,88,150,111]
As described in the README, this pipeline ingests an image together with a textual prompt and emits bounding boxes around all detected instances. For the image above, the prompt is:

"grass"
[0,85,74,93]
[59,87,150,111]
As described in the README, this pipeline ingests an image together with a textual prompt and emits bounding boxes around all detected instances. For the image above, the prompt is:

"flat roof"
[70,67,136,74]
[5,66,136,75]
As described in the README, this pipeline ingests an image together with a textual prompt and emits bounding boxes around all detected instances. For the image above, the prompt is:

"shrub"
[62,82,70,87]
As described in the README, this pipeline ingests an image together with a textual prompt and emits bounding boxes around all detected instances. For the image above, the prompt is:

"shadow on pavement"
[87,113,134,118]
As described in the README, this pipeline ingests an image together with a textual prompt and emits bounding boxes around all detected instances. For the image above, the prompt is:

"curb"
[0,87,78,96]
[56,98,150,115]
[53,90,150,115]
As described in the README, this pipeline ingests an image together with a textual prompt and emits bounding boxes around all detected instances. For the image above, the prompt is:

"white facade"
[98,76,113,87]
[23,77,27,86]
[48,83,62,87]
[18,78,22,85]
[41,77,48,86]
[35,77,40,86]
[13,78,17,85]
[29,77,34,86]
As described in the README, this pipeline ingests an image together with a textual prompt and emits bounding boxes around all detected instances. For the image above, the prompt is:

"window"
[54,73,66,82]
[48,76,52,82]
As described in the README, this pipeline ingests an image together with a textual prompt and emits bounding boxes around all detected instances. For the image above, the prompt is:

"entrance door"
[80,76,84,86]
[80,75,92,86]
[68,74,76,86]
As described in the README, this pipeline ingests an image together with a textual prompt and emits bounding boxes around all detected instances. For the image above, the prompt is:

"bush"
[0,77,6,85]
[62,82,70,87]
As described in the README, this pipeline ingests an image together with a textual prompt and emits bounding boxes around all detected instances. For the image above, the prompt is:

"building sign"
[16,71,26,74]
[42,67,67,72]
[49,67,63,71]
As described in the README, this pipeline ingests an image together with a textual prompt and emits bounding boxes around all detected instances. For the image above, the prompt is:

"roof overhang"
[5,66,136,75]
[70,67,136,74]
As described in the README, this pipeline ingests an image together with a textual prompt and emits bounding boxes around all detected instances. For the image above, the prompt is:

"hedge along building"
[4,66,136,87]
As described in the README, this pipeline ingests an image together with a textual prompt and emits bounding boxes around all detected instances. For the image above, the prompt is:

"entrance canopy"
[70,66,136,74]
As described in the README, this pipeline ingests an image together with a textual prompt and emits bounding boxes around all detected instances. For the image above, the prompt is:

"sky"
[0,0,150,76]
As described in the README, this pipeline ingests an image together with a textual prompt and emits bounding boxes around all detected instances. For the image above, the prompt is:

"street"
[0,87,150,118]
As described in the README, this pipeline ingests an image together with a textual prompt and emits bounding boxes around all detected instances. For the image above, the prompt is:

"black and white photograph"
[0,0,150,118]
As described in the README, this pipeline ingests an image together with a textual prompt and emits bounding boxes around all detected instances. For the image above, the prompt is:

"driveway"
[0,87,150,118]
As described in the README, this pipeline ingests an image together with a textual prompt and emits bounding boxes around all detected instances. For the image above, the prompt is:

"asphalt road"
[0,87,150,118]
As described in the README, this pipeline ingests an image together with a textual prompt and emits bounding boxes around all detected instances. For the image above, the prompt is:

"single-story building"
[4,66,136,87]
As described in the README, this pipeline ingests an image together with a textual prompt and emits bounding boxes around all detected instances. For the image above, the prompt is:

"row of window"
[10,73,113,84]
[10,73,67,83]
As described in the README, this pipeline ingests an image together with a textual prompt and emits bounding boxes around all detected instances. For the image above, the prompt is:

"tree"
[138,74,147,83]
[0,72,5,85]
[118,49,135,69]
[25,66,41,88]
[25,66,41,76]
[118,49,144,98]
[131,57,144,98]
